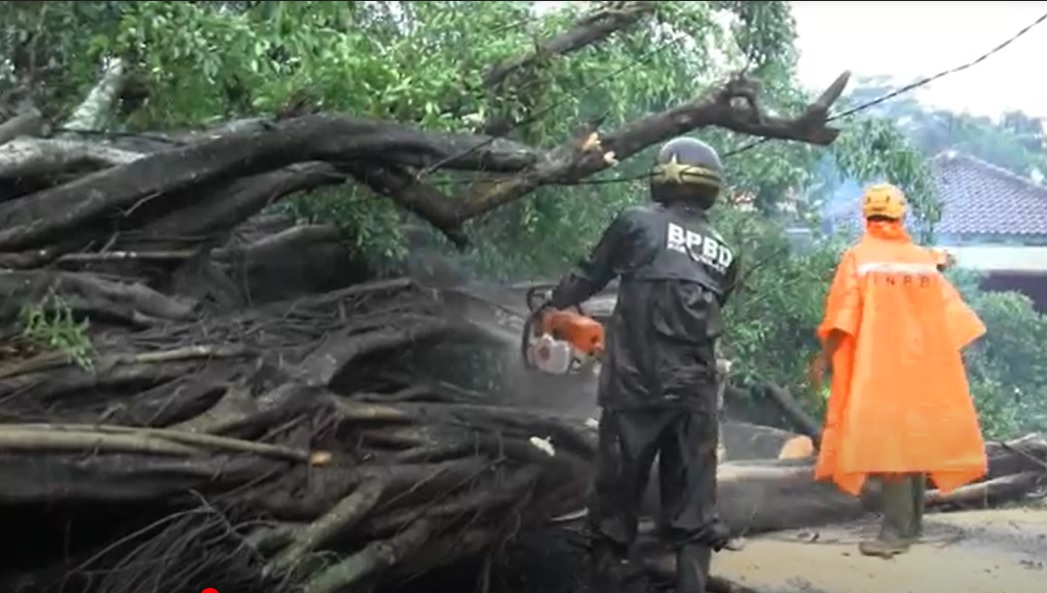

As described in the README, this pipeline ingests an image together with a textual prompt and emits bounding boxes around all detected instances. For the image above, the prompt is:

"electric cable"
[428,8,1047,189]
[722,9,1047,159]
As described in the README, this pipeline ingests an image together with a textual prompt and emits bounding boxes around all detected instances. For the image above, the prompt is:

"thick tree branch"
[0,72,850,250]
[449,71,853,223]
[345,164,468,247]
[0,108,45,146]
[59,57,127,135]
[483,1,658,89]
[0,116,538,251]
[141,162,348,239]
[0,137,141,181]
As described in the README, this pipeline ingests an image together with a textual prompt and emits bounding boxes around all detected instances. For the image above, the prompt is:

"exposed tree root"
[269,476,388,573]
[3,423,323,463]
[0,344,247,380]
[0,270,196,324]
[304,519,433,593]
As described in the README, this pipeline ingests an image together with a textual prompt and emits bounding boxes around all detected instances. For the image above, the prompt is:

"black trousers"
[588,406,725,550]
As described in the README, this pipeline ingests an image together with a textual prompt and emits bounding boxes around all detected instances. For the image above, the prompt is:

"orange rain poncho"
[814,220,988,496]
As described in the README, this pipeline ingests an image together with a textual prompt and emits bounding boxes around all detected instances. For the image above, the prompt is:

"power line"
[722,9,1047,159]
[59,9,1047,196]
[432,8,1047,191]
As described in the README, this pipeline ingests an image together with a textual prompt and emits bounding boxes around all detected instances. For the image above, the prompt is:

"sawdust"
[713,508,1047,593]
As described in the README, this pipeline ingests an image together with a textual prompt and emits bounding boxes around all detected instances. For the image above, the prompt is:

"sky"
[533,1,1047,119]
[791,1,1047,118]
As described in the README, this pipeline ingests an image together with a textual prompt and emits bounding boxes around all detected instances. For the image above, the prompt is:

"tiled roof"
[824,198,931,239]
[827,151,1047,238]
[930,151,1047,236]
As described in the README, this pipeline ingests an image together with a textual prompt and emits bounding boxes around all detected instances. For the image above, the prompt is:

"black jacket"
[549,202,739,410]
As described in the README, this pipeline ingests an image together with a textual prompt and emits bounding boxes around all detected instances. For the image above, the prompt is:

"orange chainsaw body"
[537,309,605,357]
[521,284,606,376]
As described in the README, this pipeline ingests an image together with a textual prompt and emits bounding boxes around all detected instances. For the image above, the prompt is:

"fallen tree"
[0,3,1043,593]
[2,274,1045,593]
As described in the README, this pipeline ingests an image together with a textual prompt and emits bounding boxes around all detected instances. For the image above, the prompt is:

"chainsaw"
[520,285,606,376]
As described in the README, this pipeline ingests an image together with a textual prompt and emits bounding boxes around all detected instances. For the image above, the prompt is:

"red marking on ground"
[202,588,218,593]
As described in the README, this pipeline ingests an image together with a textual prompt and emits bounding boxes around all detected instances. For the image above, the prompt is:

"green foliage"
[847,75,1047,178]
[19,293,95,371]
[711,0,797,70]
[0,2,130,119]
[948,270,1047,438]
[40,1,732,272]
[280,187,407,269]
[17,0,1041,437]
[7,0,895,276]
[830,119,938,235]
[716,208,840,392]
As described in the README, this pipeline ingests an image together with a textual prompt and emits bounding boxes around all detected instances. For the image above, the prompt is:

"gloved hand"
[808,351,828,392]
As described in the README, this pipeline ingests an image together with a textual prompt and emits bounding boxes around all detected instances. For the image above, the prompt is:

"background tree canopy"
[847,75,1047,179]
[2,0,1043,438]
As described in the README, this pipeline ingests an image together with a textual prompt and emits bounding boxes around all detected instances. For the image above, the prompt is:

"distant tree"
[844,76,1047,178]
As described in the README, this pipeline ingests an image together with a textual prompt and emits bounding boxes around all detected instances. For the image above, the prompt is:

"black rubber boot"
[911,473,926,538]
[590,537,627,593]
[675,544,712,593]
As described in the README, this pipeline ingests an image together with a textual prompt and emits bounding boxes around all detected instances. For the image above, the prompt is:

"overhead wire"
[53,8,1047,194]
[425,8,1047,190]
[721,9,1047,159]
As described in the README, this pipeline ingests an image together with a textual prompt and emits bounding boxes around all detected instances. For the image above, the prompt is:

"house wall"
[947,245,1047,273]
[980,272,1047,313]
[948,244,1047,311]
[938,233,1047,247]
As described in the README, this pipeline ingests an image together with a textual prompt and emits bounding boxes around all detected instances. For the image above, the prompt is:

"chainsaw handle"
[520,307,541,369]
[524,285,583,315]
[525,285,551,312]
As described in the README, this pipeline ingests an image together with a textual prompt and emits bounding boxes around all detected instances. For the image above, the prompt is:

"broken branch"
[303,519,433,593]
[269,476,388,573]
[450,71,853,224]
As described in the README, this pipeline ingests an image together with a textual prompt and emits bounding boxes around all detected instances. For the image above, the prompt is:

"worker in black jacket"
[547,136,739,593]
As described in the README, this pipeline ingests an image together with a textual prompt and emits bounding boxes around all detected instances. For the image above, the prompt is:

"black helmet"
[650,137,723,209]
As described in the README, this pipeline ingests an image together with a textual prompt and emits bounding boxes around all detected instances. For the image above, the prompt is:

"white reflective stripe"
[856,261,939,276]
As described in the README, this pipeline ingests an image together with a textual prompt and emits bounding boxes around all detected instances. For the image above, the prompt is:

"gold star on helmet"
[661,153,687,183]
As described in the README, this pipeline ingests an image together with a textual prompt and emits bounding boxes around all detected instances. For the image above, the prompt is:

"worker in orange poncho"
[810,183,988,558]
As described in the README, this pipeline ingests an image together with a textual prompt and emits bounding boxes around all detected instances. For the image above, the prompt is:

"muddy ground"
[449,300,1047,593]
[481,363,1047,593]
[418,505,1045,593]
[715,507,1046,593]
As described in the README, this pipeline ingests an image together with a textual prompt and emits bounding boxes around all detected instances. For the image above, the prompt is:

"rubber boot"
[859,474,918,558]
[911,473,926,539]
[858,534,911,558]
[590,537,626,593]
[675,544,712,593]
